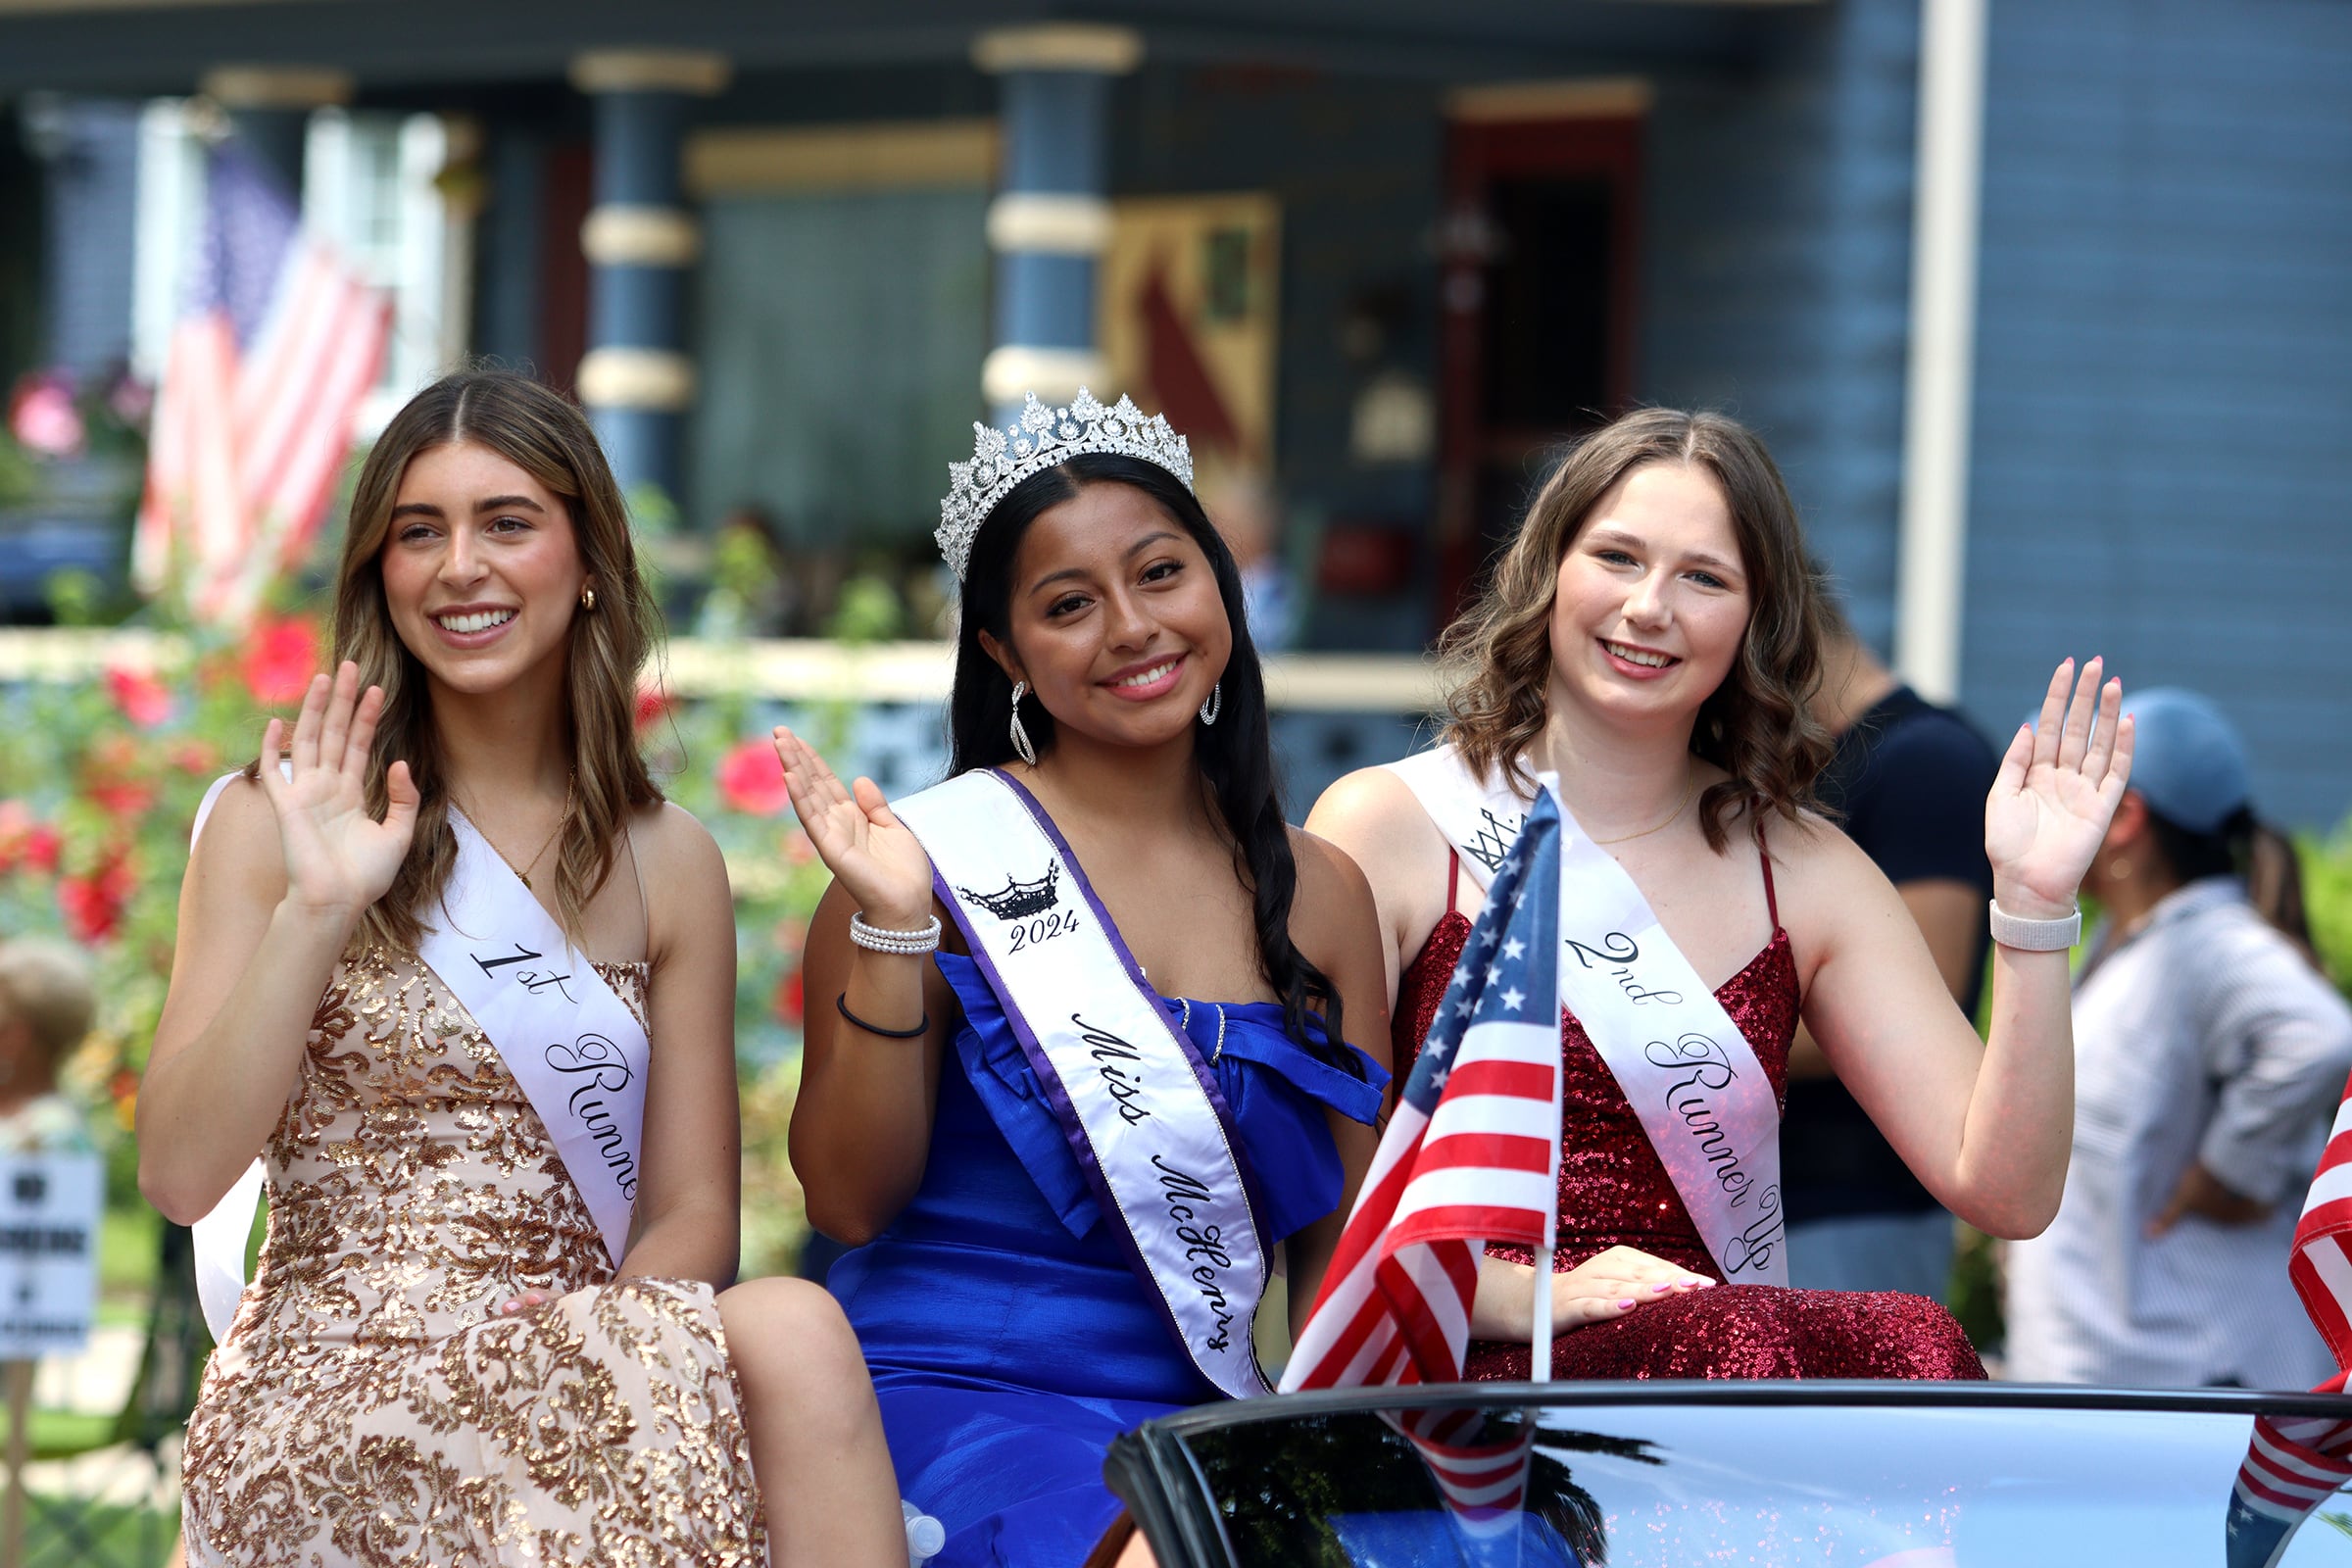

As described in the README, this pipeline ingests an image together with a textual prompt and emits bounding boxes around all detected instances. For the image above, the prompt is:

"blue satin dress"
[828,952,1386,1567]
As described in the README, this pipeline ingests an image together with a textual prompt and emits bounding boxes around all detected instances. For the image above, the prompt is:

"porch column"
[568,49,729,507]
[198,66,353,196]
[973,24,1140,425]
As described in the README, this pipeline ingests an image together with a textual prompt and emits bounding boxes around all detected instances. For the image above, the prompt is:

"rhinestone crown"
[936,389,1195,580]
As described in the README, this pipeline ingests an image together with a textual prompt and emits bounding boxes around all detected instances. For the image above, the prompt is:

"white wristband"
[1988,900,2082,953]
[849,912,942,956]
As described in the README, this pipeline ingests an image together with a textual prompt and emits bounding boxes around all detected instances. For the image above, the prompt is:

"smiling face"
[1546,460,1753,731]
[982,480,1233,755]
[376,440,590,699]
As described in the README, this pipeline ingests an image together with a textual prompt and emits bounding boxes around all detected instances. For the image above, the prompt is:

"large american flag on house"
[135,142,390,622]
[1282,786,1565,1530]
[2228,1073,2352,1568]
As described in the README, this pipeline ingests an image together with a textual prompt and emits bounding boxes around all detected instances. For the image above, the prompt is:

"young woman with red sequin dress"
[1308,408,2133,1380]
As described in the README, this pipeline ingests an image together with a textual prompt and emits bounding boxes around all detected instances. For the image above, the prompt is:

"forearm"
[618,1198,741,1288]
[789,948,939,1244]
[137,900,355,1222]
[1467,1256,1540,1340]
[1949,940,2076,1237]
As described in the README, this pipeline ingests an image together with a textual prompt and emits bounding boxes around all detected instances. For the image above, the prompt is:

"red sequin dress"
[1395,849,1984,1381]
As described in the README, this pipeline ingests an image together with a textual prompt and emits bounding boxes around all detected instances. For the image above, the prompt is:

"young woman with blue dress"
[775,393,1393,1566]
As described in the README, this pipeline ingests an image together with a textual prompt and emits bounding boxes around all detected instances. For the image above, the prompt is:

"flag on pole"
[135,141,391,622]
[2227,1073,2352,1568]
[1281,787,1565,1528]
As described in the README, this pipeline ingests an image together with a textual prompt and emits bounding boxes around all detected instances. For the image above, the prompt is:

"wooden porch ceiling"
[0,0,1821,96]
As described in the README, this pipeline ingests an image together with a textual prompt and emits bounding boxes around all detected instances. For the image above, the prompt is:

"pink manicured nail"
[1651,1282,1673,1293]
[502,1299,518,1312]
[1617,1298,1637,1309]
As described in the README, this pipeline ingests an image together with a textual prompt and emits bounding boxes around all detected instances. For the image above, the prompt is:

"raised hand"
[772,727,937,930]
[259,662,419,919]
[1984,657,2134,917]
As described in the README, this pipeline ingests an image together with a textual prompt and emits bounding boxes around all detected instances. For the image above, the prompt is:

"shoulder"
[1290,824,1378,915]
[1305,763,1446,866]
[629,800,729,892]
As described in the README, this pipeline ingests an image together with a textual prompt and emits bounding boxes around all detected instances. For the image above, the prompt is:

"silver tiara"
[936,389,1195,580]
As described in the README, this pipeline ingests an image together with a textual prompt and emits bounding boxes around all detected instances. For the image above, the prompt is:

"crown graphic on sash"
[956,863,1061,921]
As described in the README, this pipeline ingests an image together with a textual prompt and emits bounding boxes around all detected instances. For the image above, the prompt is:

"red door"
[1433,113,1643,624]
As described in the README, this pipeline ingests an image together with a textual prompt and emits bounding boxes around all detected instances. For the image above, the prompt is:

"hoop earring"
[1198,681,1222,726]
[1008,680,1038,766]
[579,586,597,612]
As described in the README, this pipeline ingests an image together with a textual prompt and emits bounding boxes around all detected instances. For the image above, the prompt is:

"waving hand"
[1984,656,2135,915]
[259,662,419,918]
[772,727,936,929]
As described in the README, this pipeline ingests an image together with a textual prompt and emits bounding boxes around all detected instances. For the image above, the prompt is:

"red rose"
[81,733,155,822]
[717,738,790,816]
[240,617,321,705]
[105,665,172,728]
[634,682,672,731]
[0,801,40,874]
[168,739,220,776]
[59,856,134,944]
[22,823,60,875]
[772,967,805,1026]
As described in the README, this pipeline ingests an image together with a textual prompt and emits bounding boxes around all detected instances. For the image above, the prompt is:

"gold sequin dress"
[180,948,767,1566]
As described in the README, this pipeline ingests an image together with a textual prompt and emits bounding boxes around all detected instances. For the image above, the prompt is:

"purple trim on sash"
[989,769,1275,1251]
[915,768,1272,1386]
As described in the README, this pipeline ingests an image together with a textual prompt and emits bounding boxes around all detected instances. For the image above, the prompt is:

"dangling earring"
[1198,681,1222,726]
[579,585,597,612]
[1008,680,1038,766]
[2105,856,2132,882]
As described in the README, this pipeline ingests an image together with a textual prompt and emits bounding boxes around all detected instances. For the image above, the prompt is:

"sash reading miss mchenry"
[1385,745,1788,1287]
[187,774,651,1342]
[893,768,1275,1399]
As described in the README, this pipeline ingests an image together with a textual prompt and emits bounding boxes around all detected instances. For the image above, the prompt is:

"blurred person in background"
[0,937,97,1153]
[1202,468,1295,653]
[2004,688,2352,1388]
[1781,600,1998,1297]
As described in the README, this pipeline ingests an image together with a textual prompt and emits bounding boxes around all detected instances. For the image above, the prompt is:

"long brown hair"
[330,370,662,954]
[1440,407,1836,852]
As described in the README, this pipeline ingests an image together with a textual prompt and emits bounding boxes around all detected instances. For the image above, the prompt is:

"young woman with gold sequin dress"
[137,371,903,1566]
[1308,408,2134,1381]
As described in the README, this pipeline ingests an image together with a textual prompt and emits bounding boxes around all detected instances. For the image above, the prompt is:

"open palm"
[261,662,419,917]
[1984,656,2135,912]
[772,726,936,928]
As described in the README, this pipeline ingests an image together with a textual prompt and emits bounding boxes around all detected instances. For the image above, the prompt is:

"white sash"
[1386,746,1788,1286]
[892,769,1274,1398]
[187,775,651,1342]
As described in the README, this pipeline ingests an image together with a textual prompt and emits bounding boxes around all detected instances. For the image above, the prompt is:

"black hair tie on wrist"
[836,993,929,1039]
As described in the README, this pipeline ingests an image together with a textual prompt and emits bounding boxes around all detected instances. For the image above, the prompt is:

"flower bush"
[0,612,848,1284]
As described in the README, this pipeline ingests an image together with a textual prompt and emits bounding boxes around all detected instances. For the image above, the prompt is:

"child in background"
[0,938,96,1154]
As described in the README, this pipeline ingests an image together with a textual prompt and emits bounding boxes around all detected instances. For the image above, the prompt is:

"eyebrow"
[388,494,548,520]
[1025,530,1185,595]
[1587,525,1742,575]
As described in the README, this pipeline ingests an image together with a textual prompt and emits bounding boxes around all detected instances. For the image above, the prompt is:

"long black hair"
[946,452,1350,1067]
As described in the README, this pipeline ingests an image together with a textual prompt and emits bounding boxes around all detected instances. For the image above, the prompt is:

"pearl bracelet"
[849,911,943,956]
[1988,900,2082,953]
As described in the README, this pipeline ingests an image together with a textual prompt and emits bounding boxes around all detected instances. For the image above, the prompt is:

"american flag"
[1281,789,1565,1524]
[2227,1072,2352,1568]
[135,142,390,622]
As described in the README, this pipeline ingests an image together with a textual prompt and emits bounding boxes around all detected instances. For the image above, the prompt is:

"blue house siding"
[1642,0,1920,655]
[1966,0,2352,827]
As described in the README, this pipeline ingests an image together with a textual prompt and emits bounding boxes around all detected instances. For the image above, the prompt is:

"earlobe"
[977,628,1025,686]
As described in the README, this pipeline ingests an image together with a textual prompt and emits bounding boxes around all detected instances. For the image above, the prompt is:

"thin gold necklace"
[1588,772,1699,847]
[466,773,574,890]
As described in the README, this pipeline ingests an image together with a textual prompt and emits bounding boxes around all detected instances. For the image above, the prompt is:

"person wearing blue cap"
[2005,689,2352,1388]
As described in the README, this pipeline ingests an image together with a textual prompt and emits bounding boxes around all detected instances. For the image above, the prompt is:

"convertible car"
[1103,1381,2352,1568]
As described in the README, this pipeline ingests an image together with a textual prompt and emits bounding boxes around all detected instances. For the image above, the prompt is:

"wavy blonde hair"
[327,370,662,954]
[1440,407,1836,852]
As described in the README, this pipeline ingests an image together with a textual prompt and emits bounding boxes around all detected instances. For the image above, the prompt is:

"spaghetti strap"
[1755,820,1779,927]
[1444,848,1463,917]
